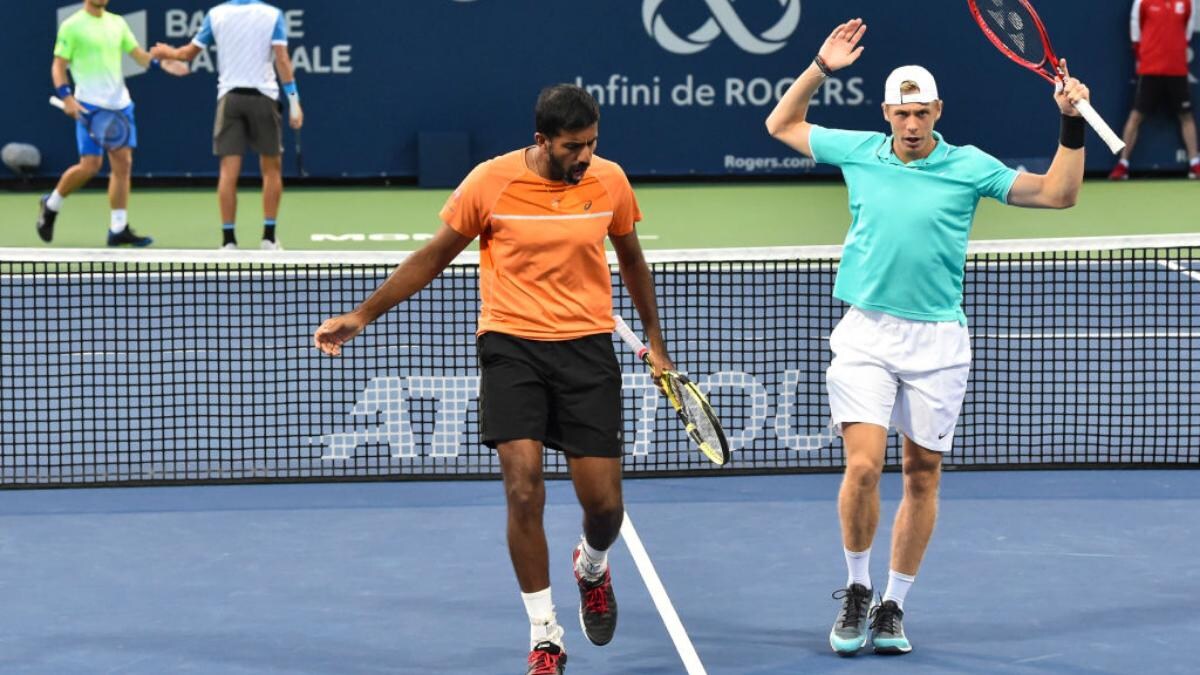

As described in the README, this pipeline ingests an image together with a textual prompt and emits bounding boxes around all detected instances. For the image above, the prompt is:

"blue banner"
[2,0,1194,178]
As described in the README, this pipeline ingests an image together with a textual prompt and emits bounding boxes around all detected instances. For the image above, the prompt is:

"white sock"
[110,209,128,233]
[1118,158,1130,167]
[46,190,65,211]
[1190,156,1200,167]
[521,588,563,649]
[576,537,608,579]
[883,569,916,610]
[844,547,871,589]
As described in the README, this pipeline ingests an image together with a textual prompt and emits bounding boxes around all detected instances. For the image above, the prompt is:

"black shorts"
[1134,76,1193,116]
[477,332,623,458]
[213,89,283,157]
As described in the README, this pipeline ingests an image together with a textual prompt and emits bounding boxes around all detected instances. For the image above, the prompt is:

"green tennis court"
[3,179,1197,249]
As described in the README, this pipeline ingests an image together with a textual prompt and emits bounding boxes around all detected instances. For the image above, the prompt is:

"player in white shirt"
[151,0,304,250]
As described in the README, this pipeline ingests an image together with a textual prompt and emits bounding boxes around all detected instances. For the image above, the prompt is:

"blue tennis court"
[1,470,1197,673]
[2,238,1198,672]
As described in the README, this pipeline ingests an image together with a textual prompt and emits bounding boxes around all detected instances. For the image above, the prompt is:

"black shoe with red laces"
[526,641,566,675]
[573,546,618,646]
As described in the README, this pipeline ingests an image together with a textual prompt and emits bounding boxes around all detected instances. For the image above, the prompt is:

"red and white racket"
[968,0,1125,154]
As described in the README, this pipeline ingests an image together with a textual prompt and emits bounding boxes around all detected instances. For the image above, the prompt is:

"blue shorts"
[76,101,138,156]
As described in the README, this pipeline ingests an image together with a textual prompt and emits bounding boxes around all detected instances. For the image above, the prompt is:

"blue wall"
[3,0,1195,179]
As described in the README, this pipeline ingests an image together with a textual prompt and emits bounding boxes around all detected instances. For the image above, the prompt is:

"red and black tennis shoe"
[573,546,617,646]
[526,641,567,675]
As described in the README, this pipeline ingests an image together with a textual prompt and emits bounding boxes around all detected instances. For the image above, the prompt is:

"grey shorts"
[213,89,283,157]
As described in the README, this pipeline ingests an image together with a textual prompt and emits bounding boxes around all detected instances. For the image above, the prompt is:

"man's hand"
[61,96,83,120]
[160,59,190,77]
[289,103,304,130]
[817,18,867,72]
[1054,59,1091,117]
[313,312,366,356]
[150,43,174,60]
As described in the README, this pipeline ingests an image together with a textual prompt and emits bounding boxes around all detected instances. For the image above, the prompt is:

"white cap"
[884,65,939,105]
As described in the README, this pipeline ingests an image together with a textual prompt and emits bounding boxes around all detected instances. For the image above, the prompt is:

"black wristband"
[813,55,833,78]
[1059,114,1086,150]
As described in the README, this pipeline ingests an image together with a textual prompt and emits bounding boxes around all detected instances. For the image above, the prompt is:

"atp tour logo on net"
[644,0,801,55]
[313,370,835,461]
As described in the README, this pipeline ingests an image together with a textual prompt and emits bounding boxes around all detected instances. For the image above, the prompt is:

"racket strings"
[680,391,720,447]
[980,0,1045,64]
[92,112,130,149]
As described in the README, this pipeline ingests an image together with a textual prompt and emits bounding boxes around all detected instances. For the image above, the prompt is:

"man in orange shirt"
[313,84,672,675]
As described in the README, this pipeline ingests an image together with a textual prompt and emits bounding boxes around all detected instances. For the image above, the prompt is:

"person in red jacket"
[1110,0,1199,179]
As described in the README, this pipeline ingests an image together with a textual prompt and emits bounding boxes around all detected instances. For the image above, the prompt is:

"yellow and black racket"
[613,315,730,466]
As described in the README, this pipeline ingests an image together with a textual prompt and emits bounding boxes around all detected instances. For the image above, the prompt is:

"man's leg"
[496,438,566,669]
[104,148,151,247]
[1178,111,1200,178]
[259,154,283,247]
[870,436,943,655]
[888,437,942,593]
[218,155,243,247]
[38,154,102,243]
[831,421,887,656]
[566,454,623,646]
[1110,109,1144,179]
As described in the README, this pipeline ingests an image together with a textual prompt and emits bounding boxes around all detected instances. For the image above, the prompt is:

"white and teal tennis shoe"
[829,583,874,656]
[869,599,913,655]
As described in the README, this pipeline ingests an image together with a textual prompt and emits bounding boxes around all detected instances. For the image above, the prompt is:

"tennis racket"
[294,128,306,178]
[967,0,1126,154]
[50,96,132,150]
[612,315,730,466]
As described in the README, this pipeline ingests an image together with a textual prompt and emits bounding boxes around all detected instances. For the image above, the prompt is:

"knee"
[78,156,102,175]
[902,463,941,500]
[844,459,882,493]
[582,497,624,530]
[108,158,131,177]
[505,478,545,520]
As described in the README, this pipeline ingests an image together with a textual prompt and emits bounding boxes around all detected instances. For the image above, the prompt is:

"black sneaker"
[573,545,617,646]
[107,226,153,247]
[829,583,874,656]
[36,194,57,243]
[870,599,912,655]
[526,641,566,675]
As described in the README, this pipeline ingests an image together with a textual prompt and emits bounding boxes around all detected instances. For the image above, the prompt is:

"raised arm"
[765,18,866,157]
[312,224,474,356]
[1007,62,1089,209]
[610,230,673,376]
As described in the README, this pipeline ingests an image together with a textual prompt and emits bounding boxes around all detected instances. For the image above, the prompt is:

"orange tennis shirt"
[439,148,642,340]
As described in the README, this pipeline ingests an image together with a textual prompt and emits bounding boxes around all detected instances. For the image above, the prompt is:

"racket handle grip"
[612,315,650,361]
[49,96,65,110]
[1074,99,1125,155]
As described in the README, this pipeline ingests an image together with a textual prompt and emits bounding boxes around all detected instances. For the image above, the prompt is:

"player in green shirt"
[36,0,186,246]
[767,18,1089,656]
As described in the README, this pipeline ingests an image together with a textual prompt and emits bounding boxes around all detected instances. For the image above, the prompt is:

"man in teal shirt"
[37,0,186,246]
[767,17,1088,656]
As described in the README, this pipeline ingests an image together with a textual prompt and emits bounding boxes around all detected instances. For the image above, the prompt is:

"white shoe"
[221,242,238,250]
[260,239,282,251]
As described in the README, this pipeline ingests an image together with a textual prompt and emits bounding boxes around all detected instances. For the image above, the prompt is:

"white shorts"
[826,307,971,453]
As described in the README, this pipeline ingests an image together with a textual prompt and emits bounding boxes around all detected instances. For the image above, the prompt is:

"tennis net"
[3,234,1199,487]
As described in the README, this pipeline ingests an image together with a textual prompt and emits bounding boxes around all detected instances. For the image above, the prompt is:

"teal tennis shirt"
[809,126,1019,325]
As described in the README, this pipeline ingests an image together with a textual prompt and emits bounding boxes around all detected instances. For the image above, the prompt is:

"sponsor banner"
[3,0,1192,178]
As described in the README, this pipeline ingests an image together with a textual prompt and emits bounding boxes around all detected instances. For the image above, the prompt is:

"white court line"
[620,510,706,675]
[1160,259,1200,283]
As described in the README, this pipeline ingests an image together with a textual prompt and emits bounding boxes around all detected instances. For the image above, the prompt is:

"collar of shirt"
[875,130,951,168]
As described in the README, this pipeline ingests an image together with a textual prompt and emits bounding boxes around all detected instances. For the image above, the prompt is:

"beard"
[549,155,589,185]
